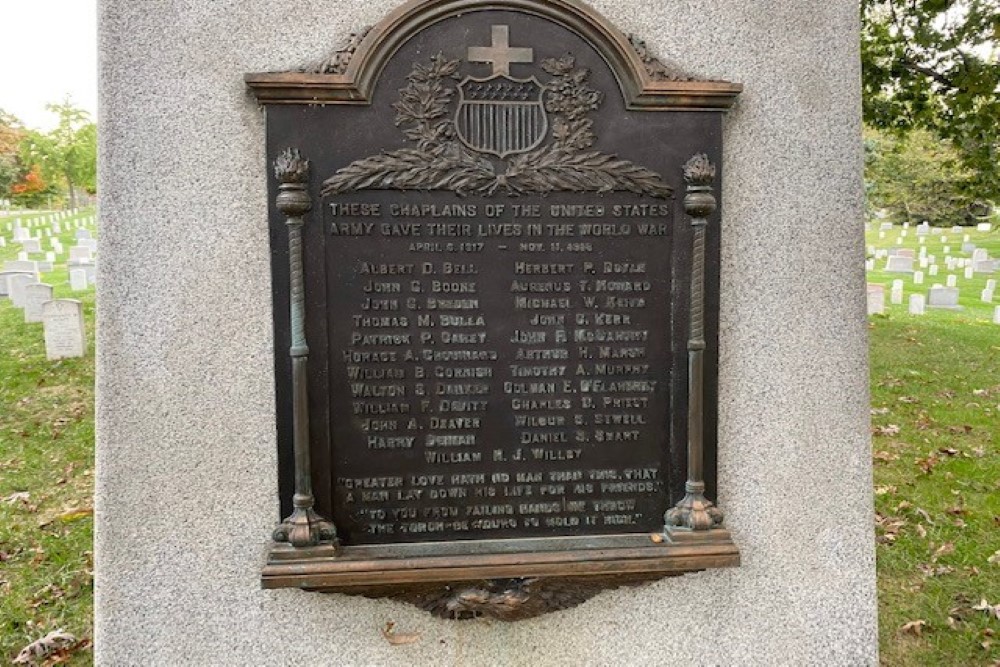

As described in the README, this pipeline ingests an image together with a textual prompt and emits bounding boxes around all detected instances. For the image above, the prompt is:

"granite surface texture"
[95,0,876,664]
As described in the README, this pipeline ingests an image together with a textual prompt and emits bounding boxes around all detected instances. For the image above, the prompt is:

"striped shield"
[455,76,548,158]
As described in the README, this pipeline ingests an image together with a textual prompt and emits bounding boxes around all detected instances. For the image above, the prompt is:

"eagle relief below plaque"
[247,0,742,621]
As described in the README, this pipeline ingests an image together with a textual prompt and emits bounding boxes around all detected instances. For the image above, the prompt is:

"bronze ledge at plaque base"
[262,534,739,621]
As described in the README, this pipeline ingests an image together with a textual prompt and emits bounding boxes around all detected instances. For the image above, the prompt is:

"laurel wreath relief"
[321,54,672,198]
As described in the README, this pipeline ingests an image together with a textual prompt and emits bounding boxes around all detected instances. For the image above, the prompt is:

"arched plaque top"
[246,0,742,111]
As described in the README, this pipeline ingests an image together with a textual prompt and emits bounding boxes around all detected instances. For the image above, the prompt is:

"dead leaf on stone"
[12,630,77,666]
[900,619,927,636]
[381,622,421,646]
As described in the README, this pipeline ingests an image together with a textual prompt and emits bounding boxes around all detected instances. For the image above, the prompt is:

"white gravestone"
[918,257,928,269]
[880,222,893,231]
[962,243,976,253]
[75,228,92,240]
[974,260,997,274]
[885,256,914,273]
[916,223,930,236]
[889,247,914,258]
[946,274,958,288]
[45,251,55,262]
[978,223,993,232]
[17,251,28,261]
[909,294,925,315]
[0,271,35,297]
[913,271,924,285]
[8,274,35,307]
[78,238,98,251]
[890,282,904,305]
[42,300,86,360]
[941,236,948,244]
[987,279,997,291]
[928,286,961,310]
[69,261,97,285]
[972,249,988,262]
[995,306,1000,325]
[918,237,926,245]
[965,267,975,280]
[864,259,874,272]
[878,231,886,240]
[23,283,53,323]
[3,260,40,280]
[69,269,89,292]
[12,227,29,241]
[22,238,44,254]
[0,237,6,248]
[982,289,995,303]
[69,246,93,262]
[867,284,885,315]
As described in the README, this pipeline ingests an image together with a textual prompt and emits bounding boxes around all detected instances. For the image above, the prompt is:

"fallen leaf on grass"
[898,396,919,404]
[873,424,901,437]
[918,564,955,578]
[2,492,31,504]
[915,508,935,524]
[973,599,1000,620]
[875,485,897,496]
[874,451,899,463]
[932,542,956,561]
[916,454,941,474]
[871,407,891,416]
[900,620,927,636]
[39,507,94,529]
[381,622,421,646]
[915,524,928,538]
[948,425,974,435]
[988,550,1000,565]
[938,448,960,457]
[13,630,76,666]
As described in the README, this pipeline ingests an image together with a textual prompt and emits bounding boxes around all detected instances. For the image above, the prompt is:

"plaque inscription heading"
[248,0,742,620]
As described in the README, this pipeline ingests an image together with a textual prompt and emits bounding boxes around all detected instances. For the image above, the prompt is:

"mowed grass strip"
[1,210,95,664]
[871,314,1000,666]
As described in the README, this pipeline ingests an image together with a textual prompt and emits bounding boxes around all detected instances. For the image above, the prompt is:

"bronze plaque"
[250,0,740,620]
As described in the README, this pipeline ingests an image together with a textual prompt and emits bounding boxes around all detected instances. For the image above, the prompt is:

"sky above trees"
[0,0,97,131]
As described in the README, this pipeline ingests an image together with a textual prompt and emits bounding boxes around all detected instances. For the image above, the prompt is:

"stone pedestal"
[95,0,877,663]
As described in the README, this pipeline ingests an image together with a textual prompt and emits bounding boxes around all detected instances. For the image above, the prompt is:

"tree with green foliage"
[865,126,978,224]
[20,101,97,209]
[861,0,999,202]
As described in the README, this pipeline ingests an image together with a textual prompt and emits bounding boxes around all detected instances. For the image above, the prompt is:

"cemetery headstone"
[946,274,958,288]
[890,281,904,305]
[995,306,1000,325]
[908,294,925,315]
[961,243,976,253]
[23,238,44,254]
[880,222,893,231]
[916,222,930,236]
[0,237,6,248]
[0,270,35,297]
[8,273,35,307]
[3,260,40,280]
[23,283,54,323]
[885,256,914,273]
[965,267,975,280]
[42,299,86,360]
[867,284,885,315]
[69,269,88,292]
[974,260,996,274]
[928,286,961,310]
[978,223,992,232]
[69,246,93,262]
[75,228,93,240]
[982,289,994,304]
[987,279,997,291]
[913,271,924,285]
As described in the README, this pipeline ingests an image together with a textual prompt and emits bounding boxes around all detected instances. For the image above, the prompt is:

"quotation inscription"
[327,198,674,543]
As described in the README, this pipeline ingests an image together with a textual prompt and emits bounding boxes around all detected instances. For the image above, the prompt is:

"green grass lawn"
[0,213,997,664]
[1,209,95,665]
[868,224,1000,666]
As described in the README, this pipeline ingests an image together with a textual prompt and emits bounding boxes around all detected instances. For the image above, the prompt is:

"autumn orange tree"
[19,102,97,209]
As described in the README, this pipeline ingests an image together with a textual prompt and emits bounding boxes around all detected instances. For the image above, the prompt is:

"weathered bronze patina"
[248,0,741,620]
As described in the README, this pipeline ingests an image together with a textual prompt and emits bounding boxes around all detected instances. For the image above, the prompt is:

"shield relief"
[455,75,548,158]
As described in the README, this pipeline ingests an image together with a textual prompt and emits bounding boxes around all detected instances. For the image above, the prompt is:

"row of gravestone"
[867,282,1000,324]
[0,272,86,359]
[1,225,97,292]
[877,221,993,234]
